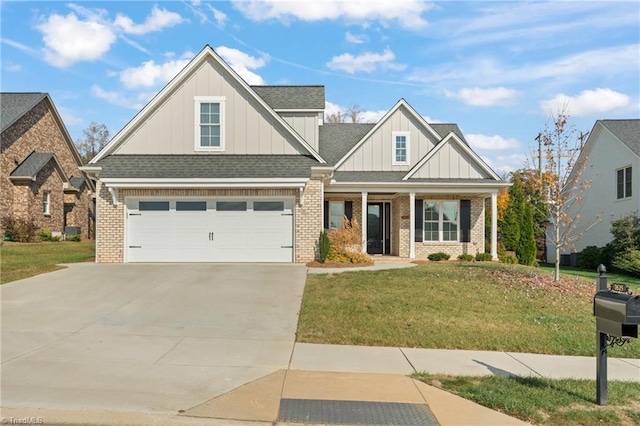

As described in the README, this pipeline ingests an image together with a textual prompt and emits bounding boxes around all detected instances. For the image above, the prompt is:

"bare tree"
[75,122,110,163]
[345,104,363,123]
[325,111,345,123]
[541,110,600,281]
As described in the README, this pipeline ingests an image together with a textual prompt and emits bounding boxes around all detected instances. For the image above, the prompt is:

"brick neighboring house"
[84,46,509,263]
[1,93,94,239]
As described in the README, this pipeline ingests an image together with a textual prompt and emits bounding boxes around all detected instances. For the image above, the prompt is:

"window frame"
[392,131,410,165]
[328,201,345,229]
[194,96,225,152]
[616,166,632,200]
[43,191,50,216]
[423,200,459,242]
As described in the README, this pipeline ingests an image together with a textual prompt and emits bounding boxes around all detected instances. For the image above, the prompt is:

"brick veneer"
[1,98,91,236]
[95,180,323,263]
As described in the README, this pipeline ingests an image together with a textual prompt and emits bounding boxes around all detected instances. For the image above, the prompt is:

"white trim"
[421,200,460,243]
[108,187,119,205]
[491,192,498,260]
[274,108,324,113]
[409,192,415,258]
[403,132,501,181]
[90,46,326,164]
[334,99,441,169]
[361,191,368,253]
[194,96,225,152]
[43,191,51,215]
[392,131,410,165]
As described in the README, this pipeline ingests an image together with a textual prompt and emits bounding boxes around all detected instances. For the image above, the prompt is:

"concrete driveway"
[1,263,307,414]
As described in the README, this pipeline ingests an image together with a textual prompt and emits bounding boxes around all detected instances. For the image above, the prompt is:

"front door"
[367,203,384,254]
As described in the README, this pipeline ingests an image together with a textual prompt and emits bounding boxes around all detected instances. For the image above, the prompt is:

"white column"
[409,192,416,259]
[491,192,498,260]
[361,191,368,253]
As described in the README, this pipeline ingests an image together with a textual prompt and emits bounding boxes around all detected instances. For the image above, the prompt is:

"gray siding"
[411,142,488,179]
[115,58,304,156]
[281,112,321,151]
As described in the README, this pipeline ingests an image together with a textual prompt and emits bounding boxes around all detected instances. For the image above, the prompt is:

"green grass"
[1,241,95,284]
[298,263,640,358]
[413,373,640,425]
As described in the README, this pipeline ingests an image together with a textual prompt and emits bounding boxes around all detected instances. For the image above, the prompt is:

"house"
[1,93,94,239]
[547,119,640,265]
[84,45,509,263]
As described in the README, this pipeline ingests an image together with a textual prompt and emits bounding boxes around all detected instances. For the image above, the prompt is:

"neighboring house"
[1,93,94,238]
[547,119,640,266]
[84,46,509,263]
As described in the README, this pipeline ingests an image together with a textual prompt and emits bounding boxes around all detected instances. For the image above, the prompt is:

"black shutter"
[345,201,353,223]
[324,201,329,229]
[461,199,471,243]
[415,199,423,242]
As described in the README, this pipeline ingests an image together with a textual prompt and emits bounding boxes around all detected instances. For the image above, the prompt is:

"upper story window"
[617,166,632,199]
[195,96,225,151]
[43,191,50,215]
[392,131,410,165]
[424,201,458,242]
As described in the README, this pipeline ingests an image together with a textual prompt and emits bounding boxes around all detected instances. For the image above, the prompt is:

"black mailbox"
[594,290,640,338]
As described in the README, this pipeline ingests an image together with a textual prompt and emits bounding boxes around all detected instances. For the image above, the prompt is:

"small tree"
[318,230,330,263]
[516,203,537,265]
[501,177,525,251]
[75,122,110,163]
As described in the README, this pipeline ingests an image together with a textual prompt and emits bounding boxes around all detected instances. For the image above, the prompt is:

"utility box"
[594,290,640,338]
[64,226,81,236]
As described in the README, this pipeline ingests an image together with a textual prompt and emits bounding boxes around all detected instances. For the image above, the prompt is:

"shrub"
[66,234,81,242]
[318,231,330,263]
[1,216,38,242]
[497,240,506,258]
[326,216,371,264]
[39,228,60,242]
[500,255,518,264]
[578,246,602,270]
[428,252,450,261]
[457,254,474,262]
[515,203,536,266]
[476,252,493,262]
[612,250,640,277]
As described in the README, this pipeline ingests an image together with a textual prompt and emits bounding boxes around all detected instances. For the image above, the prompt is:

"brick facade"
[1,98,92,237]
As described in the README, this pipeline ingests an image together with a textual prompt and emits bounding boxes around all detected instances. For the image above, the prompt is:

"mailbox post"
[595,265,608,405]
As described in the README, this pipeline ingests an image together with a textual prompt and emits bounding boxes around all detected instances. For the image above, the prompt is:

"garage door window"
[217,201,247,211]
[139,201,170,211]
[254,201,284,211]
[176,201,207,211]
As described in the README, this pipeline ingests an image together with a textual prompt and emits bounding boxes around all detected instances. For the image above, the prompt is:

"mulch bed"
[306,261,374,268]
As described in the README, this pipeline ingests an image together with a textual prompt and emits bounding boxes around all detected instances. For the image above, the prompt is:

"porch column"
[491,191,498,260]
[409,192,416,259]
[361,191,368,253]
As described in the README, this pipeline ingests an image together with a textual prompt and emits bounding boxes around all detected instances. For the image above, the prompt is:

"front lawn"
[413,373,640,425]
[0,241,95,284]
[297,263,640,358]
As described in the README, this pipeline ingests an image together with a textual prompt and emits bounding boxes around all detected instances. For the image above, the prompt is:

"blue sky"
[2,1,638,174]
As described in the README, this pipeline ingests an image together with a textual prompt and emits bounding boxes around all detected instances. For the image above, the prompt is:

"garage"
[125,198,294,263]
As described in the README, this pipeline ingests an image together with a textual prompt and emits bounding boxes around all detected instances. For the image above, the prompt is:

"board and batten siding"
[114,58,304,156]
[410,142,489,179]
[337,107,438,172]
[280,112,321,152]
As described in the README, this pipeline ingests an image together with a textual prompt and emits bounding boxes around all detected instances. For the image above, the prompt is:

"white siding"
[337,107,437,172]
[411,142,489,179]
[114,58,304,156]
[281,112,321,152]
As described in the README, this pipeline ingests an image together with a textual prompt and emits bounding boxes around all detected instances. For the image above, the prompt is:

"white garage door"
[126,198,294,263]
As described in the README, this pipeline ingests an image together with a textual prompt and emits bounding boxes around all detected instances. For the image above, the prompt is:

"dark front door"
[367,203,384,254]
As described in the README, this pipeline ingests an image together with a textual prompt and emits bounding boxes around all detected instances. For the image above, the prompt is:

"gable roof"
[1,92,48,132]
[431,123,468,145]
[599,119,640,156]
[9,151,69,182]
[91,46,325,164]
[319,123,375,166]
[252,86,325,110]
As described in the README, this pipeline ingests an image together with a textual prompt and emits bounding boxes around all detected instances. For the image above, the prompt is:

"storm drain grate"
[277,398,440,425]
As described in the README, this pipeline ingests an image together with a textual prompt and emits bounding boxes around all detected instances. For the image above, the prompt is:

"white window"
[616,166,632,199]
[392,131,410,165]
[43,191,50,215]
[424,201,458,242]
[329,201,344,228]
[195,96,225,151]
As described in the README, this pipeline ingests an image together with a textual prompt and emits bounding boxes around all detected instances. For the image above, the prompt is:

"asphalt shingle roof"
[1,92,47,132]
[252,86,325,110]
[319,123,375,165]
[599,119,640,157]
[10,152,54,178]
[333,171,496,184]
[95,155,322,179]
[69,177,86,190]
[431,123,468,144]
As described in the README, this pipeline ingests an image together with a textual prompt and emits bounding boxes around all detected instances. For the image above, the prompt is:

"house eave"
[326,180,511,194]
[100,177,310,189]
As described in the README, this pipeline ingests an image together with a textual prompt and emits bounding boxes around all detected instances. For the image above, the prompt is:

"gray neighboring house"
[547,119,640,266]
[83,45,509,263]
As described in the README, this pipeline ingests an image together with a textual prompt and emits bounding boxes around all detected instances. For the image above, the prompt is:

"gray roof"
[69,177,86,190]
[1,92,47,132]
[319,123,375,165]
[95,155,322,179]
[431,123,468,144]
[252,86,325,110]
[333,171,496,184]
[599,119,640,157]
[10,152,55,178]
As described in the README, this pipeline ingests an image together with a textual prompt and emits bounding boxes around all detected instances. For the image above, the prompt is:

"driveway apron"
[1,263,307,413]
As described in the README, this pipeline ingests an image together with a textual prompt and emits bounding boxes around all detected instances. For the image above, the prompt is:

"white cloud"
[324,101,386,123]
[1,37,37,54]
[446,87,519,107]
[119,54,192,88]
[345,31,367,44]
[4,62,22,72]
[91,84,146,110]
[57,107,83,126]
[540,88,631,117]
[466,134,520,151]
[114,5,184,35]
[216,46,268,85]
[207,5,228,27]
[232,0,431,29]
[327,48,405,74]
[485,153,528,175]
[37,13,116,67]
